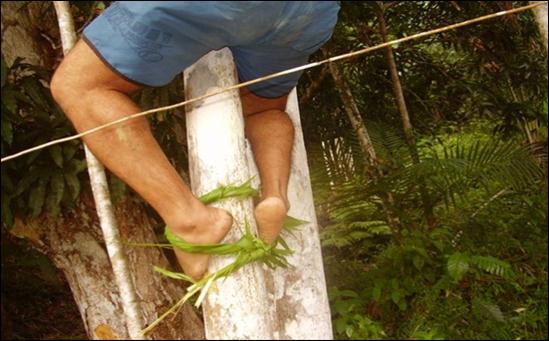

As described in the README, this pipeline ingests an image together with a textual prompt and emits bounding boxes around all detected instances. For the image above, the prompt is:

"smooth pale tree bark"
[530,1,548,52]
[184,48,276,340]
[245,89,334,339]
[53,2,145,338]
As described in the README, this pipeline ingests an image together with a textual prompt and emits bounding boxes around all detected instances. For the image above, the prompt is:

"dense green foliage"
[1,1,547,340]
[300,1,547,339]
[1,57,88,225]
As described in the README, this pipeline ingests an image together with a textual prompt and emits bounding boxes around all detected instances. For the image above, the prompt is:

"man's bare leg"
[51,40,232,280]
[240,88,294,244]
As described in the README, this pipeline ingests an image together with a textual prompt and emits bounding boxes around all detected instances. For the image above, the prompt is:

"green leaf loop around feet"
[139,178,310,335]
[198,177,259,205]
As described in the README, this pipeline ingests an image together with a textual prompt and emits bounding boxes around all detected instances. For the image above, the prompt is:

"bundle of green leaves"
[135,178,308,335]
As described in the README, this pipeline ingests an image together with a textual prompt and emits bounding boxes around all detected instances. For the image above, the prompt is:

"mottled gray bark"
[10,194,204,340]
[1,1,44,66]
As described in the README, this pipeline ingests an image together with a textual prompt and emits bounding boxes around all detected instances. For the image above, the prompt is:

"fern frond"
[447,252,470,281]
[470,255,512,278]
[321,220,390,248]
[472,298,505,323]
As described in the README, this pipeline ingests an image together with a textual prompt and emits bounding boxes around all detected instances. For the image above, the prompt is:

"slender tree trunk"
[300,65,329,105]
[327,61,378,166]
[54,2,145,338]
[377,10,418,162]
[377,7,435,227]
[530,1,548,52]
[327,58,401,235]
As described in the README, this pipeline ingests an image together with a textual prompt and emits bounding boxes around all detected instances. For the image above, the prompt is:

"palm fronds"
[390,139,544,208]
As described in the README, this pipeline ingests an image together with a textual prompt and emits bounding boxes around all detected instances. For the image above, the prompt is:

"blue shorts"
[82,1,340,98]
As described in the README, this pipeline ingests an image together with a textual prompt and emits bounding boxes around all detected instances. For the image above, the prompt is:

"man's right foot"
[171,206,233,280]
[254,196,289,245]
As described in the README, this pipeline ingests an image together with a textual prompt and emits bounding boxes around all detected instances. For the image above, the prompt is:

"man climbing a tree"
[50,1,340,280]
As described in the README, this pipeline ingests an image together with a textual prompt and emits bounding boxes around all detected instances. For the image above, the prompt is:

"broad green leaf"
[64,172,81,200]
[345,326,354,338]
[1,119,13,145]
[372,284,382,301]
[1,192,13,227]
[334,299,352,315]
[62,144,78,161]
[447,252,469,281]
[21,77,48,109]
[391,290,402,304]
[473,298,505,323]
[413,255,425,270]
[68,158,88,174]
[283,215,309,231]
[49,145,63,168]
[335,319,347,334]
[29,178,48,217]
[2,88,17,113]
[15,168,43,196]
[1,55,7,88]
[46,173,65,216]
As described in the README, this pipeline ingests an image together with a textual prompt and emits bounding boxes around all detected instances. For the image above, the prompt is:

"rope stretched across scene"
[1,1,546,164]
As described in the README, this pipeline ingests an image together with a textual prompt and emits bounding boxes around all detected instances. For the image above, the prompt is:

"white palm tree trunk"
[185,48,332,339]
[184,48,276,340]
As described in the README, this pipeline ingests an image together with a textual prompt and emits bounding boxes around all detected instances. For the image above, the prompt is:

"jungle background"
[1,1,547,340]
